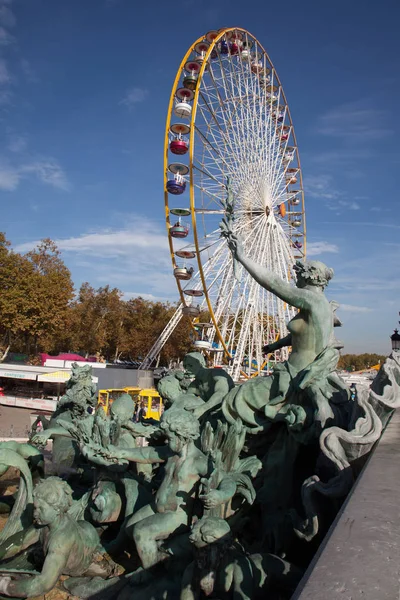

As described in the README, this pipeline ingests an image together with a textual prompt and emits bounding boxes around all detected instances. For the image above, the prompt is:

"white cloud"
[20,160,69,190]
[336,200,360,211]
[0,164,19,190]
[307,241,339,256]
[316,100,391,142]
[8,134,27,153]
[15,216,184,301]
[20,59,38,83]
[122,291,168,302]
[334,277,400,293]
[311,148,373,165]
[324,221,400,231]
[0,25,13,44]
[0,159,69,191]
[0,89,11,104]
[339,304,373,313]
[304,174,340,200]
[320,239,399,354]
[304,175,360,211]
[15,217,171,256]
[0,4,15,28]
[120,87,149,109]
[65,229,162,254]
[0,58,10,83]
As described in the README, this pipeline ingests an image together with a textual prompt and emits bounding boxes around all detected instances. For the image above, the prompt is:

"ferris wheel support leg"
[138,304,184,370]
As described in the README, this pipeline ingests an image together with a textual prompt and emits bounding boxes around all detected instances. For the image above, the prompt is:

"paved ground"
[0,405,48,438]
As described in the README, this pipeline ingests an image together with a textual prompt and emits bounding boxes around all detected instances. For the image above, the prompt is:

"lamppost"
[390,312,400,352]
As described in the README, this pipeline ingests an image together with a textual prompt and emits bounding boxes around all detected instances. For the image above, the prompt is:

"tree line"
[337,353,387,372]
[0,233,388,369]
[0,233,193,365]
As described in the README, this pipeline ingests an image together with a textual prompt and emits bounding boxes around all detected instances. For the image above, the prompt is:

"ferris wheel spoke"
[203,66,240,142]
[218,56,250,150]
[197,91,227,137]
[192,162,225,187]
[193,121,229,167]
[194,115,243,189]
[202,69,247,173]
[223,62,246,148]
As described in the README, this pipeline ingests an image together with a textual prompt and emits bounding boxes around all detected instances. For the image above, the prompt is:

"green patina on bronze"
[181,516,303,599]
[0,207,399,599]
[81,408,208,569]
[0,476,115,598]
[31,362,98,470]
[222,229,349,434]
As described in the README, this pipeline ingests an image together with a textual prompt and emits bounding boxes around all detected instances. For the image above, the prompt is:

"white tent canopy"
[0,364,97,384]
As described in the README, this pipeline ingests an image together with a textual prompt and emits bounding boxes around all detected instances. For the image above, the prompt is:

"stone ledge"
[293,409,400,600]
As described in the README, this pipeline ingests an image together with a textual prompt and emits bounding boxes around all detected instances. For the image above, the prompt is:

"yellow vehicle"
[98,386,141,414]
[351,364,381,375]
[137,388,163,421]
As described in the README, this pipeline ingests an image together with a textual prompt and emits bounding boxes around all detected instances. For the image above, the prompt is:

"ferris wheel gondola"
[161,27,306,381]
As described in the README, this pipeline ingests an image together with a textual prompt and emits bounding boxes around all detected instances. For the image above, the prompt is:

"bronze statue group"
[0,230,399,599]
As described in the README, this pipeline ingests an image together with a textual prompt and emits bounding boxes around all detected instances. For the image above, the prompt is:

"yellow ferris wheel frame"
[164,27,306,378]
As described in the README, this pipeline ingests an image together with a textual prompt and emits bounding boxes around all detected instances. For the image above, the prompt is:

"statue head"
[294,260,334,290]
[190,517,233,593]
[190,516,232,549]
[69,362,93,384]
[160,409,200,452]
[90,480,122,523]
[110,393,135,423]
[183,352,206,377]
[33,477,73,526]
[157,376,182,404]
[65,362,96,411]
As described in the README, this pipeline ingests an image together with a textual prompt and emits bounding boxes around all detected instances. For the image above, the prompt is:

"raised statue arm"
[200,477,237,509]
[31,425,73,447]
[124,421,158,438]
[227,233,314,310]
[83,443,170,466]
[116,445,169,464]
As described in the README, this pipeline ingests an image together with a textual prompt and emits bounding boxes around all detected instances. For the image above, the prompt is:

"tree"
[0,233,39,356]
[119,297,170,361]
[24,239,74,354]
[68,284,125,359]
[0,234,74,357]
[162,306,194,365]
[115,298,194,366]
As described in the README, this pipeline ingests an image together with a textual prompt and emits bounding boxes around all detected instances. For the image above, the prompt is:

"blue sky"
[1,0,399,354]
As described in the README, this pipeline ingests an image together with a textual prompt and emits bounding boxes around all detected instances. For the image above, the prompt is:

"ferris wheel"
[142,27,306,381]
